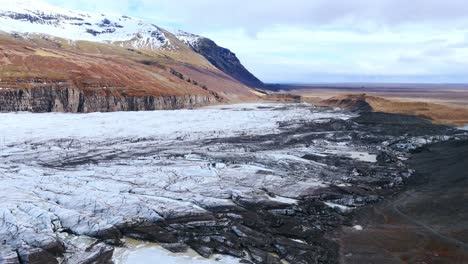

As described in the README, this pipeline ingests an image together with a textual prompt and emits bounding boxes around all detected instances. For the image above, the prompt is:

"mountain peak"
[0,0,264,91]
[0,0,175,50]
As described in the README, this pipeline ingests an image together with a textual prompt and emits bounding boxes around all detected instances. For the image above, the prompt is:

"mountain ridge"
[173,30,264,88]
[0,0,263,112]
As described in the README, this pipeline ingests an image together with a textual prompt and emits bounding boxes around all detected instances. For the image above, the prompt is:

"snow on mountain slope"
[0,0,265,90]
[0,0,264,105]
[0,0,173,50]
[171,29,202,48]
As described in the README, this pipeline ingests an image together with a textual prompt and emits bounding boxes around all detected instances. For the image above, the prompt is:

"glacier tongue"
[0,103,350,258]
[0,103,458,263]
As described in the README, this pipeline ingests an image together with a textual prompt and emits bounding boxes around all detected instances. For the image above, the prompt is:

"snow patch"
[352,225,363,231]
[322,147,377,163]
[171,29,201,47]
[324,202,353,213]
[114,239,240,264]
[268,195,298,205]
[0,0,174,50]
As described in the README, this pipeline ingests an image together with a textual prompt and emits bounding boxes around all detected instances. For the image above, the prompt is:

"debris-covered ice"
[114,239,241,264]
[0,103,460,263]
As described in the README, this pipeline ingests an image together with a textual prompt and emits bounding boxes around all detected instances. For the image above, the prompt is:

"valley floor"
[337,139,468,263]
[276,85,468,108]
[0,103,466,263]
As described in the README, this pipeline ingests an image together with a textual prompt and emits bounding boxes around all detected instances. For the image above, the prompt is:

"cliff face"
[190,38,265,88]
[0,1,264,113]
[0,88,217,113]
[319,94,373,112]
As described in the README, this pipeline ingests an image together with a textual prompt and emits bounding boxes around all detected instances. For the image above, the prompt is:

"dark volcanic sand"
[337,139,468,264]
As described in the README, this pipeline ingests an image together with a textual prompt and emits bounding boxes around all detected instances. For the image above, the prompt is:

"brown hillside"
[0,32,259,102]
[319,94,468,127]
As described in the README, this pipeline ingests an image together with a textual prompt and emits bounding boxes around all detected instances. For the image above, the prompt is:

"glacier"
[0,103,463,263]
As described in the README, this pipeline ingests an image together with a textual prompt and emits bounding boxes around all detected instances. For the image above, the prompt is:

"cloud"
[43,0,468,83]
[160,0,468,34]
[47,0,468,33]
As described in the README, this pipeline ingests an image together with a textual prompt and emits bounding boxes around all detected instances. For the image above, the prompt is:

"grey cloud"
[398,55,422,64]
[45,0,468,82]
[50,0,468,33]
[134,0,468,33]
[423,47,456,57]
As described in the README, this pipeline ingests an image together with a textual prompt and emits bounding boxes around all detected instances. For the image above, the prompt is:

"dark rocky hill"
[189,37,265,88]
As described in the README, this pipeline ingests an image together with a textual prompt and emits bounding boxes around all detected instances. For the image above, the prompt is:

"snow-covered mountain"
[172,30,201,47]
[0,0,265,112]
[0,0,197,50]
[0,0,264,88]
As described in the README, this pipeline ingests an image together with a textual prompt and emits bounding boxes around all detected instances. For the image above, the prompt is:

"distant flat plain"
[268,83,468,107]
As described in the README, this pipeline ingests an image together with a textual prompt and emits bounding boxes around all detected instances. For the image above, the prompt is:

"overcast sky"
[46,0,468,83]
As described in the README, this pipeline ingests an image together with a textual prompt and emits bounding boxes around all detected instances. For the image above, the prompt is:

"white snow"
[352,225,363,231]
[0,0,174,50]
[324,202,353,213]
[170,29,201,47]
[114,239,241,264]
[291,239,307,244]
[461,125,468,131]
[268,195,299,205]
[348,151,377,163]
[322,147,377,163]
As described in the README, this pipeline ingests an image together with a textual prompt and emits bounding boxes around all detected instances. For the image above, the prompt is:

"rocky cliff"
[0,87,218,113]
[189,38,265,88]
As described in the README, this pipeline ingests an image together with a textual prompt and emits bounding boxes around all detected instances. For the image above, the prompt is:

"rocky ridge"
[176,33,265,88]
[0,0,264,100]
[0,87,218,113]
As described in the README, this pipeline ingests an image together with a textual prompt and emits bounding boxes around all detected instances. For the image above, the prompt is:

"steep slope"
[0,0,262,112]
[173,30,265,88]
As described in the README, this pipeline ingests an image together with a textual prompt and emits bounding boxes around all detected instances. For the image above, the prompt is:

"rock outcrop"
[0,1,263,109]
[319,94,373,112]
[189,38,265,88]
[0,88,218,113]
